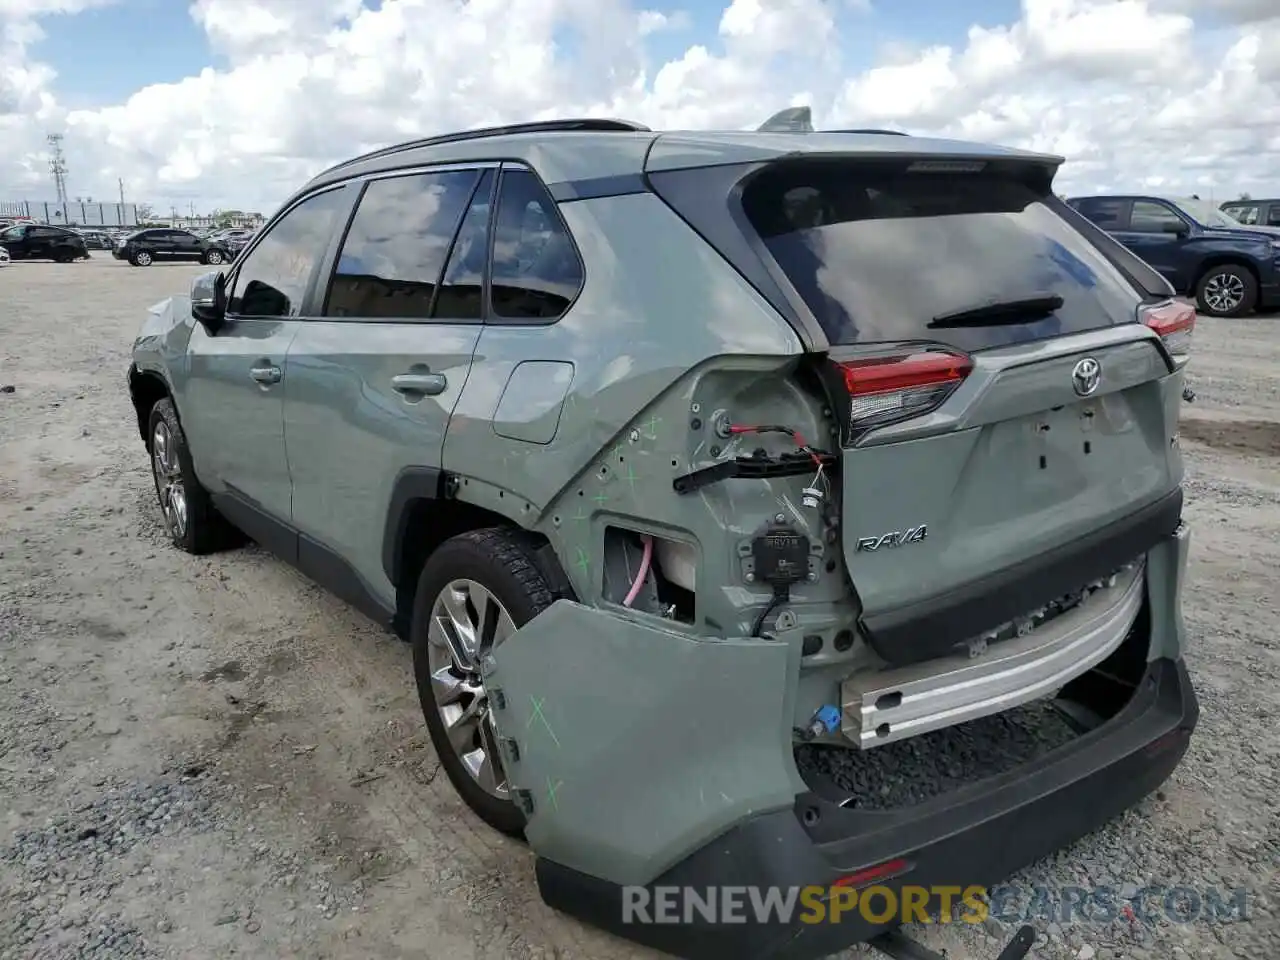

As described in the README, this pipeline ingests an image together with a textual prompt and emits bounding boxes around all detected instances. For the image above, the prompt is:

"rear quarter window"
[740,160,1150,352]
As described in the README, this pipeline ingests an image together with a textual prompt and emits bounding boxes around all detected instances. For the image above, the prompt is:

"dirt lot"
[1,257,1277,960]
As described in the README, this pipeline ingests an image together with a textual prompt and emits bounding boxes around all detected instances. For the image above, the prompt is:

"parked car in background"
[0,223,90,262]
[1220,198,1280,228]
[114,228,233,267]
[0,245,10,267]
[75,229,115,250]
[1067,193,1280,317]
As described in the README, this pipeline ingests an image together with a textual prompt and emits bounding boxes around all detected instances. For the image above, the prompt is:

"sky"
[1,0,1278,214]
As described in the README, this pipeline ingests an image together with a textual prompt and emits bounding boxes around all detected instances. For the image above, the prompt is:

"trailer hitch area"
[868,923,1036,960]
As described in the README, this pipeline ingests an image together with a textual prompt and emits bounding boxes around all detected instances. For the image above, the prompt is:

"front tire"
[147,398,240,554]
[131,250,153,266]
[411,528,559,836]
[1195,264,1257,317]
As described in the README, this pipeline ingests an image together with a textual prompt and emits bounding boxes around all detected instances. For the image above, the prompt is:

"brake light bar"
[830,348,973,439]
[1139,300,1195,361]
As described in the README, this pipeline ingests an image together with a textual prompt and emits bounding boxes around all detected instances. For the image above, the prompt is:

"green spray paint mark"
[571,505,590,523]
[622,463,639,494]
[592,491,609,507]
[546,776,563,811]
[574,547,590,578]
[528,695,562,748]
[642,415,663,440]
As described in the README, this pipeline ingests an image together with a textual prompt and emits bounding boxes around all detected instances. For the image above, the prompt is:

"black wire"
[750,590,788,637]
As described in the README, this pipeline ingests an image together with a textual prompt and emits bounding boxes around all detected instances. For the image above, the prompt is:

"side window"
[1076,199,1127,230]
[228,187,348,319]
[1267,205,1280,226]
[1129,201,1185,234]
[433,169,494,321]
[490,168,583,321]
[1224,204,1257,224]
[323,169,479,320]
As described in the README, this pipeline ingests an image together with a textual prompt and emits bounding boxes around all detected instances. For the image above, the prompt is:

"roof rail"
[320,118,651,176]
[829,128,909,136]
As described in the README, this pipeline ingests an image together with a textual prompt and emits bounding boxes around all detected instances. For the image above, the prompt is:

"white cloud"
[2,0,1280,212]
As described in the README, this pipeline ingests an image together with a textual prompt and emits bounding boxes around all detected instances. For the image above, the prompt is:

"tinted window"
[1,226,25,240]
[228,187,347,318]
[1076,199,1127,230]
[1223,204,1258,224]
[433,169,494,321]
[490,168,582,321]
[1267,205,1280,226]
[323,170,478,320]
[741,159,1147,351]
[1129,201,1185,233]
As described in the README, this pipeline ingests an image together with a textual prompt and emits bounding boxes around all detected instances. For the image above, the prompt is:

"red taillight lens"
[1140,300,1195,360]
[832,349,973,434]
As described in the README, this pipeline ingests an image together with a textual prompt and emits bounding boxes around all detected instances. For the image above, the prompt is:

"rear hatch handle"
[870,923,1037,960]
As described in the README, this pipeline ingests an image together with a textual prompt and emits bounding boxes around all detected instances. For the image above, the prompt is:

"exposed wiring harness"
[726,423,829,467]
[622,534,654,607]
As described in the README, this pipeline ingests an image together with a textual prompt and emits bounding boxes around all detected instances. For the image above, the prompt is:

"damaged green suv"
[128,112,1199,960]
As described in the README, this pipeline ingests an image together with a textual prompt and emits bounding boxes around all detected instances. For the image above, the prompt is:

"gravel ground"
[1,258,1278,960]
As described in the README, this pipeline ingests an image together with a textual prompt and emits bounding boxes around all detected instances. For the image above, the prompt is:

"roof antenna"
[758,106,813,133]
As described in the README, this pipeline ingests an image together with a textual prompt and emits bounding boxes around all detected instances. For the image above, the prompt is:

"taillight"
[1139,299,1195,362]
[829,347,973,440]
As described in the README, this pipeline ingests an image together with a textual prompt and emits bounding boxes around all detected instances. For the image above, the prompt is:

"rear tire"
[204,249,224,265]
[410,528,559,837]
[1195,264,1257,317]
[146,398,241,554]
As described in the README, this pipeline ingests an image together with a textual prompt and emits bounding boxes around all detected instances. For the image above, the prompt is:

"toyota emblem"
[1071,357,1101,397]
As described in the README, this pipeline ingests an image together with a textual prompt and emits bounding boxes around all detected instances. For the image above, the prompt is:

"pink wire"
[622,534,653,607]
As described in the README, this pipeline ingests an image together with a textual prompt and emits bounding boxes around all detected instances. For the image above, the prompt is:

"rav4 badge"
[855,525,928,552]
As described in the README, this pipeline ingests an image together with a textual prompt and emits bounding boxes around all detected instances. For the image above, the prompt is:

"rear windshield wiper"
[928,294,1064,328]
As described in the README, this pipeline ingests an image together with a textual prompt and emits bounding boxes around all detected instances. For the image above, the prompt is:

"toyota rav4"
[127,112,1198,960]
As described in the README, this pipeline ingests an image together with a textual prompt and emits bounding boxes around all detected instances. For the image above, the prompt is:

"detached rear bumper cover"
[537,656,1198,960]
[489,525,1195,960]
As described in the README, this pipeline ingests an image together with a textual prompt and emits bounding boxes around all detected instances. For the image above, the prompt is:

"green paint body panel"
[483,599,805,887]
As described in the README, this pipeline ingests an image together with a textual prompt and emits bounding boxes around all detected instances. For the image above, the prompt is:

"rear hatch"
[649,146,1191,666]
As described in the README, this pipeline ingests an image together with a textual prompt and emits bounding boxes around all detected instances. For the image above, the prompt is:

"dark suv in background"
[1220,198,1280,228]
[114,228,233,267]
[0,223,90,262]
[1067,194,1280,317]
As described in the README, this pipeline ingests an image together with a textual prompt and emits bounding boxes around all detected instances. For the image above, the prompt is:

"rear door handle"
[250,364,282,384]
[391,372,448,396]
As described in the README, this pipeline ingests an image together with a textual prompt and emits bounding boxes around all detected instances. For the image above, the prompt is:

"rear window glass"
[741,160,1148,351]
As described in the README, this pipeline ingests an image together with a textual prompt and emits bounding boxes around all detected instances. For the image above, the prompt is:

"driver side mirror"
[191,270,227,333]
[1162,221,1189,238]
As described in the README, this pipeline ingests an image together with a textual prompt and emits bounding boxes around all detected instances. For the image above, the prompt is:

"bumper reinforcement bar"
[842,560,1144,748]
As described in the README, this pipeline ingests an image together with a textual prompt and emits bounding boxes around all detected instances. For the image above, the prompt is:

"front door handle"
[391,372,448,396]
[250,364,282,384]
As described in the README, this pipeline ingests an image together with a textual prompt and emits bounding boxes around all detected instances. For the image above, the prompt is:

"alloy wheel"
[1204,273,1245,314]
[151,420,188,540]
[207,251,223,265]
[136,251,152,266]
[425,578,518,799]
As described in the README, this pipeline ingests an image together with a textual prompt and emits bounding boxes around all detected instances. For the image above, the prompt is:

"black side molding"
[861,488,1184,666]
[380,466,444,586]
[211,490,395,630]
